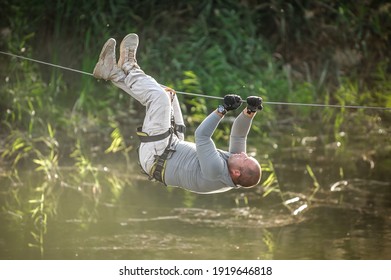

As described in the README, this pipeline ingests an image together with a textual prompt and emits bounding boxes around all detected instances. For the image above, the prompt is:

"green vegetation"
[0,0,390,258]
[1,0,390,129]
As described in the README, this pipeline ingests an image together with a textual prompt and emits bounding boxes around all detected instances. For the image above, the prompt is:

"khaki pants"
[113,68,184,174]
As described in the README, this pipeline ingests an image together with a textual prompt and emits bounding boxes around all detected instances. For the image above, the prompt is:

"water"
[1,113,390,260]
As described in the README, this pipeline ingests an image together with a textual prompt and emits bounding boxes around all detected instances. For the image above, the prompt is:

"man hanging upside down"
[93,33,263,194]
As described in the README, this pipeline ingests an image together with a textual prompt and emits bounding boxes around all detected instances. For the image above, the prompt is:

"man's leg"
[93,34,173,174]
[117,34,179,175]
[172,95,185,140]
[113,33,172,136]
[114,34,185,140]
[94,34,172,136]
[161,88,185,141]
[113,70,172,136]
[114,72,174,174]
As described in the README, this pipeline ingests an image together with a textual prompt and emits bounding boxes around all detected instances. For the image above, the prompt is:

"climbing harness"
[136,127,174,185]
[1,50,390,111]
[136,114,186,185]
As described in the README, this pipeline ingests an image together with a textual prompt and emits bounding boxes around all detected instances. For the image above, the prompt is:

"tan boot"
[93,38,125,81]
[118,33,140,73]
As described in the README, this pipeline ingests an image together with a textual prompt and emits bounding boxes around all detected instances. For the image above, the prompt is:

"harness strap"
[136,114,185,185]
[136,127,172,143]
[136,127,175,185]
[149,147,172,185]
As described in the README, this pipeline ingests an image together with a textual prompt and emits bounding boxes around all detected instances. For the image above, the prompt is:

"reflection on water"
[1,116,390,260]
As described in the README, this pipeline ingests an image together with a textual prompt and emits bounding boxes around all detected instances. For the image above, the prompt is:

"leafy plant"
[261,160,280,198]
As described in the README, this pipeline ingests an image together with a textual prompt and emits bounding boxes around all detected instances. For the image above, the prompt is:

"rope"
[1,50,390,111]
[0,51,93,77]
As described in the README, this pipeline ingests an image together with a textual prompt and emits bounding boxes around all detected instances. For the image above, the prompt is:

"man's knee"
[147,88,171,107]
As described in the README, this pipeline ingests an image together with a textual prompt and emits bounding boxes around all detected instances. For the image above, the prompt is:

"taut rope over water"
[1,50,390,111]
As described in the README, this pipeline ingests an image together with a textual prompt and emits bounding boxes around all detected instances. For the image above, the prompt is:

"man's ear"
[231,168,241,179]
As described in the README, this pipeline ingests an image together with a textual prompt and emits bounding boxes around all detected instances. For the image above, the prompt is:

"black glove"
[246,96,263,113]
[223,94,243,111]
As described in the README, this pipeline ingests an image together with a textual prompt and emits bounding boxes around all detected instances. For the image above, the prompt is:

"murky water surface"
[1,114,390,259]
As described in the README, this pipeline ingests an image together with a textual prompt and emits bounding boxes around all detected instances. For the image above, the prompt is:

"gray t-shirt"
[165,111,252,194]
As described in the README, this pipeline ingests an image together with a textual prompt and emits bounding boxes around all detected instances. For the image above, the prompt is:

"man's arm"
[229,109,255,154]
[229,96,263,153]
[195,94,244,179]
[195,111,226,179]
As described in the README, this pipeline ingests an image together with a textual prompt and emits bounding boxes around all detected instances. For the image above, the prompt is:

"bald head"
[228,152,262,188]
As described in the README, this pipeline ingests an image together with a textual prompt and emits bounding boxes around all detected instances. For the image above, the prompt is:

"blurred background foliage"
[0,0,390,164]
